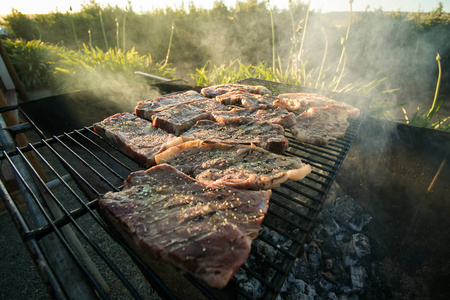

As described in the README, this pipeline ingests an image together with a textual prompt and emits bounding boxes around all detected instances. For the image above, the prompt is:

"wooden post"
[0,38,29,102]
[0,91,48,182]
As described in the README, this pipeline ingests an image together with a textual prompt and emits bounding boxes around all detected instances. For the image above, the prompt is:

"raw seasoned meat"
[155,141,311,190]
[278,93,360,119]
[99,164,271,288]
[135,90,207,119]
[201,83,272,98]
[289,105,350,146]
[93,113,184,166]
[181,120,289,154]
[211,107,297,128]
[152,99,228,135]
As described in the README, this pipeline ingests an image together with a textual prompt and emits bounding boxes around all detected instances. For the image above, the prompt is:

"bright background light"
[0,0,445,15]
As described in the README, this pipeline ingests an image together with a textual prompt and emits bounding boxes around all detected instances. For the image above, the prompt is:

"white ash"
[277,195,373,300]
[235,193,375,299]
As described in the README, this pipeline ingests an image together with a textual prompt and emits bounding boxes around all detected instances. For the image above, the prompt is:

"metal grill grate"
[0,80,363,299]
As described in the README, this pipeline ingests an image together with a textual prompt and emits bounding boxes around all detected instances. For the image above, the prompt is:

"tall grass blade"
[267,0,276,72]
[69,7,81,50]
[316,28,328,89]
[99,8,109,49]
[122,14,127,51]
[163,22,175,67]
[298,0,311,62]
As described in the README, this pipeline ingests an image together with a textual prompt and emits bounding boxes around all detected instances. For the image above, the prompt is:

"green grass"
[3,2,449,131]
[399,54,449,131]
[4,38,175,93]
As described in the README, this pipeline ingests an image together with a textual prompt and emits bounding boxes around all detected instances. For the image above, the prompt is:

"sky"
[0,0,447,15]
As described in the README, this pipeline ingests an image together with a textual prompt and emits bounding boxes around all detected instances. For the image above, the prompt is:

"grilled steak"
[214,91,282,110]
[151,99,228,135]
[99,164,271,288]
[278,93,360,119]
[155,141,311,190]
[201,84,272,98]
[181,120,289,154]
[215,91,300,111]
[289,105,350,146]
[211,107,297,128]
[135,90,207,119]
[93,113,184,166]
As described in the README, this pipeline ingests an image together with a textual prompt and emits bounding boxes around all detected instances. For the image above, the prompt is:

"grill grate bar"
[255,234,298,260]
[287,151,340,170]
[64,131,128,181]
[82,127,139,171]
[308,169,333,181]
[286,146,341,164]
[266,208,310,235]
[3,149,111,299]
[278,182,321,202]
[1,79,364,300]
[52,136,120,192]
[285,137,342,159]
[18,148,146,299]
[239,264,278,291]
[24,138,178,299]
[293,180,329,195]
[304,174,329,186]
[262,217,303,245]
[271,189,319,215]
[42,139,104,196]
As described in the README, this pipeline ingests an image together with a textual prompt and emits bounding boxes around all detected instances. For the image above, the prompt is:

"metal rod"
[135,71,171,82]
[0,116,99,299]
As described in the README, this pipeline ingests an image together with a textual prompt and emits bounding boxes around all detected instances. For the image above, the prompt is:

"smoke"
[184,6,448,118]
[47,4,448,123]
[53,67,162,114]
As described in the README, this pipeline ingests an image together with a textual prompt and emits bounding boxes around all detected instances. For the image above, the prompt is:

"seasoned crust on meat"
[215,91,299,111]
[181,120,289,154]
[289,105,350,146]
[278,93,360,119]
[135,90,207,120]
[201,84,272,98]
[93,112,184,166]
[155,141,311,189]
[151,99,228,135]
[211,107,297,128]
[99,164,271,288]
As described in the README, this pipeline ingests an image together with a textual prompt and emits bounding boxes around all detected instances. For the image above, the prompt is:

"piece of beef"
[93,113,184,166]
[211,107,297,128]
[135,90,207,120]
[201,84,272,98]
[99,164,271,288]
[152,99,228,135]
[278,93,360,119]
[288,105,350,146]
[215,91,300,111]
[155,141,311,190]
[181,120,289,154]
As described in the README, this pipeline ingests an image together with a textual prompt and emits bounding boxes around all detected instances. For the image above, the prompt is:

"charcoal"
[277,192,374,300]
[330,195,372,232]
[350,265,366,291]
[320,210,341,236]
[343,233,371,267]
[350,233,371,258]
[327,292,339,300]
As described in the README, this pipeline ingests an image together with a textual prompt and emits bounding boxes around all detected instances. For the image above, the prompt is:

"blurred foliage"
[3,39,61,89]
[3,38,174,92]
[1,0,449,130]
[1,0,308,68]
[348,2,450,94]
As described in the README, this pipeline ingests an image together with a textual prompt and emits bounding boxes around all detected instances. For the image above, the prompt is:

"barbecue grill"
[0,78,364,299]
